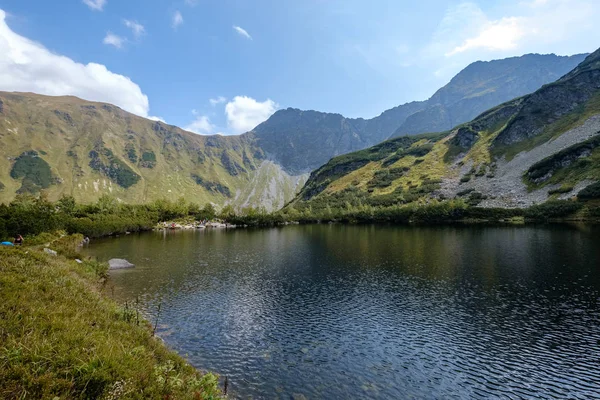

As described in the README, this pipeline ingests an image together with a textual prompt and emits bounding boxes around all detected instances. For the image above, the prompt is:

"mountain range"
[251,53,587,174]
[0,52,590,210]
[291,48,600,211]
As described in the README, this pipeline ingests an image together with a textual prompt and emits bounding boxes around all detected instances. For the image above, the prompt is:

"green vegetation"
[299,132,443,199]
[283,198,597,225]
[0,242,221,399]
[10,151,54,194]
[126,144,138,163]
[220,151,246,176]
[367,167,408,189]
[191,174,231,197]
[381,142,434,167]
[526,135,600,186]
[0,92,301,211]
[548,185,574,196]
[1,188,599,245]
[0,194,221,240]
[465,192,486,206]
[89,147,141,189]
[578,182,600,200]
[523,200,584,219]
[140,151,156,168]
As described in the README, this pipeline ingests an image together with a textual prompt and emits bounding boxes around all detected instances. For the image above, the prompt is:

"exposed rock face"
[251,109,368,175]
[452,127,479,149]
[494,69,600,146]
[108,259,135,270]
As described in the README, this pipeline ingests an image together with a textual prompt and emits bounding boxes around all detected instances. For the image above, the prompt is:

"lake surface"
[85,224,600,399]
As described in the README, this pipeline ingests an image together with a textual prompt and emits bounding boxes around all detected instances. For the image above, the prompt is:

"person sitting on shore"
[13,234,23,246]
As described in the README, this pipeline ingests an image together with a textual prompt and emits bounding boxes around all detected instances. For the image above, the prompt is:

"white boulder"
[108,258,135,270]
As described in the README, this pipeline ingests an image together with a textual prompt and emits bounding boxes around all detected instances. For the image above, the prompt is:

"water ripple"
[87,225,600,399]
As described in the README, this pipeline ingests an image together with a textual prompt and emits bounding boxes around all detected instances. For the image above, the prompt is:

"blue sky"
[0,0,598,134]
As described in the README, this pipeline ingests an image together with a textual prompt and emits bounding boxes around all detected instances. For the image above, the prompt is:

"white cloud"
[437,1,598,59]
[209,96,227,106]
[446,16,525,56]
[233,26,252,40]
[184,0,198,5]
[225,96,277,134]
[123,20,145,38]
[148,116,166,123]
[185,115,215,135]
[524,0,549,7]
[83,0,106,11]
[172,11,183,29]
[103,32,125,49]
[0,10,150,117]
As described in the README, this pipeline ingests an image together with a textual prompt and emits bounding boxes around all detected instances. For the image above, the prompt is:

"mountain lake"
[84,224,600,399]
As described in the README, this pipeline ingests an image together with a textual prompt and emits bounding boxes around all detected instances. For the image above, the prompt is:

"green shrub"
[126,145,138,163]
[467,192,486,206]
[525,200,583,219]
[10,151,54,194]
[89,148,141,188]
[140,151,157,168]
[191,174,231,197]
[548,185,574,195]
[578,182,600,200]
[457,188,475,197]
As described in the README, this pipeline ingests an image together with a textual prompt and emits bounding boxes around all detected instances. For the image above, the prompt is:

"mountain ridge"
[0,91,305,210]
[290,49,600,212]
[0,52,591,209]
[251,53,587,174]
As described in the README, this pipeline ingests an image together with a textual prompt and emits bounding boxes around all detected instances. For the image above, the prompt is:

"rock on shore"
[108,258,135,270]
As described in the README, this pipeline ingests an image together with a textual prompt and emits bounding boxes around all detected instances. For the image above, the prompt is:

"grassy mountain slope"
[291,49,600,211]
[0,92,302,210]
[252,53,586,174]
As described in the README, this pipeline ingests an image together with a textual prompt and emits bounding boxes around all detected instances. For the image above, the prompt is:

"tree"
[199,203,217,220]
[96,195,119,214]
[57,195,76,216]
[219,205,236,221]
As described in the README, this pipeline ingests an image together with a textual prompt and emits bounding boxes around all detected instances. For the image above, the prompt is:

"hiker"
[13,234,23,246]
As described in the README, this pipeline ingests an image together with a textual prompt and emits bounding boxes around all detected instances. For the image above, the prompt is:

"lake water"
[84,224,600,399]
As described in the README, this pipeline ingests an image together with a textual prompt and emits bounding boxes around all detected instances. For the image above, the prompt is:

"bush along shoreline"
[279,198,600,225]
[0,233,223,399]
[1,193,600,244]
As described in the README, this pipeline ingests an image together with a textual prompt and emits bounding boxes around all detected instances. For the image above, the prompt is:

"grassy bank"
[0,243,222,399]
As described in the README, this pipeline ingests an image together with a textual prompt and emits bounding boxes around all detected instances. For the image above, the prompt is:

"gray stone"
[43,248,57,256]
[108,258,135,270]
